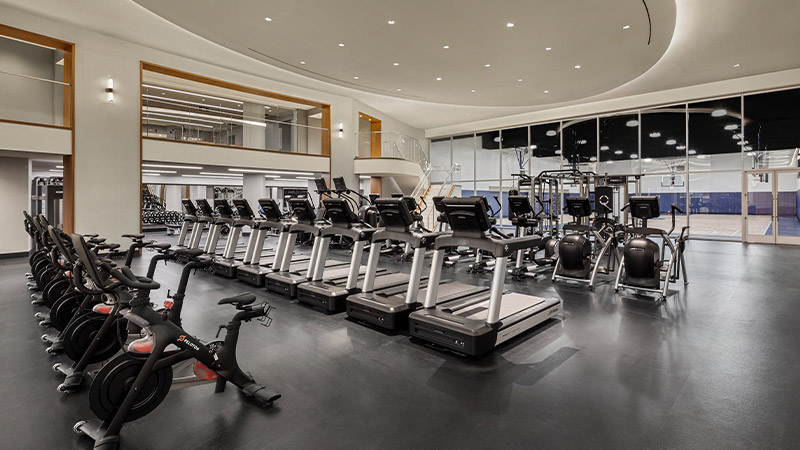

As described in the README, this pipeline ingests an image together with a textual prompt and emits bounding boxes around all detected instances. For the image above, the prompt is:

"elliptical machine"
[614,196,689,301]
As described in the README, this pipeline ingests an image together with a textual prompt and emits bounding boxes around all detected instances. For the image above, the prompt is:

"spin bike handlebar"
[109,266,161,291]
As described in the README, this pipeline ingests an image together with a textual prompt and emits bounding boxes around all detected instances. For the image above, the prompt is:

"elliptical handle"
[671,203,685,215]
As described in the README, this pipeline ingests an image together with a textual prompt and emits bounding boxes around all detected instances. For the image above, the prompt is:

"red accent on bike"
[164,300,174,309]
[130,341,154,353]
[193,361,218,381]
[92,304,113,315]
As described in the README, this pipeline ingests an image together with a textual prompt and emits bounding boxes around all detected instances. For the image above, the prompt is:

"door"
[744,169,800,245]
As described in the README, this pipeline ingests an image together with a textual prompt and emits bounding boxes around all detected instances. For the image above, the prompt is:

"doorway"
[743,168,800,245]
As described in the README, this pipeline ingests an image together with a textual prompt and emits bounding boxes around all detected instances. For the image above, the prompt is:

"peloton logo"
[177,335,200,351]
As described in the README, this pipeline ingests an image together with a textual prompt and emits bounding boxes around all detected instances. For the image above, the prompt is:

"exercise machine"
[409,197,561,356]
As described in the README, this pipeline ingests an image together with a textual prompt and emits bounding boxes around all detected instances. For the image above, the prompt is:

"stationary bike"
[67,234,280,450]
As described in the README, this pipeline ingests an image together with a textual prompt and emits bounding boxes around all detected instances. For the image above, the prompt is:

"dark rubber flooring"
[1,237,799,449]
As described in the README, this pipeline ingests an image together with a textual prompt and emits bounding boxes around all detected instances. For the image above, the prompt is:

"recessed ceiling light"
[470,89,476,93]
[338,43,345,47]
[688,149,697,155]
[393,62,399,66]
[543,90,549,93]
[443,45,450,49]
[142,169,176,174]
[630,154,639,159]
[666,139,677,145]
[734,63,740,67]
[353,76,359,79]
[264,17,272,22]
[484,64,491,68]
[711,108,727,117]
[517,78,523,82]
[614,150,623,155]
[546,130,557,137]
[554,150,562,155]
[643,158,652,162]
[577,139,587,145]
[649,131,661,137]
[622,25,630,29]
[676,145,686,150]
[589,156,598,162]
[574,65,581,69]
[436,77,442,81]
[731,133,742,140]
[506,22,515,28]
[530,145,537,150]
[600,145,609,151]
[545,47,552,51]
[49,169,63,173]
[300,61,306,65]
[626,119,639,127]
[724,124,739,130]
[387,20,395,25]
[397,88,402,92]
[56,165,64,169]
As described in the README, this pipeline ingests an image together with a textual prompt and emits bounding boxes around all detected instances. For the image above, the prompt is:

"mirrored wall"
[430,86,800,241]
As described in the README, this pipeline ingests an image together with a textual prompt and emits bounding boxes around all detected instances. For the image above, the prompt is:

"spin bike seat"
[174,248,204,258]
[147,242,172,251]
[88,237,106,245]
[122,233,146,240]
[218,292,257,306]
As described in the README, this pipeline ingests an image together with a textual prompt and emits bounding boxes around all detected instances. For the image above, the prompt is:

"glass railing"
[356,131,429,167]
[0,68,70,127]
[141,97,328,155]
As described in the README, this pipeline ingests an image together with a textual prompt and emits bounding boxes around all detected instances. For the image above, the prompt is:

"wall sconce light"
[106,78,114,103]
[338,122,343,138]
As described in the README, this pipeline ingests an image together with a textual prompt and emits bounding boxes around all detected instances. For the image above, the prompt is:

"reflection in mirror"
[744,88,800,169]
[530,122,562,177]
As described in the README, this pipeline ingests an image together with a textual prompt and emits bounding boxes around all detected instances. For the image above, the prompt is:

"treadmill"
[177,199,197,248]
[236,198,310,287]
[409,196,561,356]
[264,197,352,297]
[346,197,488,331]
[188,199,214,250]
[194,199,218,254]
[209,199,237,256]
[296,197,406,314]
[213,198,257,278]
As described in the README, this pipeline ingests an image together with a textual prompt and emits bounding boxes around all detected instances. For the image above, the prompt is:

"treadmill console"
[322,198,358,227]
[231,199,254,219]
[565,196,592,218]
[314,178,329,193]
[181,199,197,216]
[442,197,492,234]
[432,196,446,213]
[508,195,533,215]
[195,199,214,217]
[375,198,413,231]
[214,199,235,218]
[258,198,283,222]
[288,197,318,225]
[629,196,661,219]
[332,176,348,192]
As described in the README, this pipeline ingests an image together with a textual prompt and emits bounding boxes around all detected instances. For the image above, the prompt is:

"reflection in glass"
[688,97,742,172]
[430,138,451,183]
[744,88,800,169]
[641,107,686,175]
[562,117,598,170]
[476,131,501,180]
[452,134,476,190]
[639,175,688,236]
[746,172,774,237]
[776,171,800,238]
[529,122,562,176]
[599,113,639,176]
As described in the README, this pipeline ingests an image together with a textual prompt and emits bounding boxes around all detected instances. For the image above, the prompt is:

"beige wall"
[0,156,31,254]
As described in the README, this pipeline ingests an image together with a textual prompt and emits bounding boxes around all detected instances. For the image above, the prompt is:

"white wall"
[0,156,31,254]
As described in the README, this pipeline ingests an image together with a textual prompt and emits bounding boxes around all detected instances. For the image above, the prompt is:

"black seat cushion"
[97,243,121,251]
[147,242,172,250]
[88,237,106,244]
[174,248,204,258]
[218,292,256,306]
[122,233,146,240]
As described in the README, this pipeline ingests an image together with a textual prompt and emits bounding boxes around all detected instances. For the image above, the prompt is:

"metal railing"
[356,131,429,167]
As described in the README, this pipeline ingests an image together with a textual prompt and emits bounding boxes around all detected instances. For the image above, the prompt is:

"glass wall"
[428,86,800,241]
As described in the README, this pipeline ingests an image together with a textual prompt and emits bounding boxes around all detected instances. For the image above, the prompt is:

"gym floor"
[1,238,798,449]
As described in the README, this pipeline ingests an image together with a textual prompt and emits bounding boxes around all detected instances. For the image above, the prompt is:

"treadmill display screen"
[332,177,347,192]
[232,199,254,219]
[181,199,197,215]
[442,197,492,233]
[258,198,283,222]
[314,178,329,193]
[195,199,214,216]
[288,198,317,224]
[214,199,234,217]
[375,198,413,231]
[508,196,532,215]
[322,198,357,226]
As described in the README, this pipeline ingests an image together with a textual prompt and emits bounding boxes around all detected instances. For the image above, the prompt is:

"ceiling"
[132,0,675,107]
[3,0,800,130]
